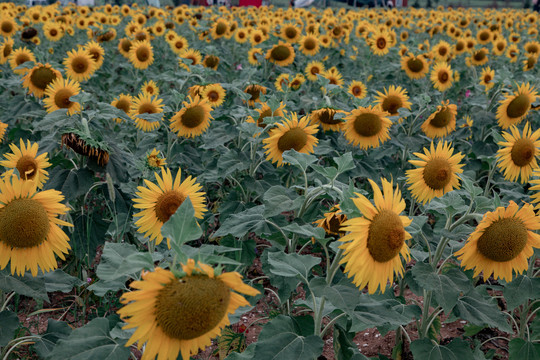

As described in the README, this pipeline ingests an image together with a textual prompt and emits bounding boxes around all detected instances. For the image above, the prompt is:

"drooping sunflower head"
[128,40,154,70]
[421,100,458,138]
[202,54,220,70]
[244,84,266,106]
[118,37,133,57]
[63,48,96,82]
[401,53,429,79]
[0,138,51,188]
[200,83,226,108]
[309,107,344,132]
[455,201,540,282]
[496,83,538,129]
[374,85,412,117]
[146,148,167,170]
[22,63,62,98]
[314,205,347,237]
[343,105,392,150]
[266,42,295,67]
[111,93,133,123]
[130,93,164,132]
[169,96,213,139]
[43,77,82,116]
[61,131,110,167]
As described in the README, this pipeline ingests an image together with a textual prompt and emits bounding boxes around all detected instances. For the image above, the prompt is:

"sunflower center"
[71,56,89,74]
[497,42,505,51]
[54,88,74,108]
[181,105,206,128]
[327,214,344,234]
[175,40,184,50]
[304,38,316,50]
[407,58,424,72]
[256,109,272,127]
[121,39,132,52]
[155,275,231,340]
[16,155,38,180]
[511,138,536,167]
[423,158,452,190]
[438,47,447,56]
[352,86,362,96]
[353,113,382,137]
[16,54,30,66]
[139,103,156,114]
[206,91,219,102]
[115,99,130,113]
[246,87,261,101]
[285,27,297,39]
[456,42,465,51]
[155,190,185,223]
[89,49,101,62]
[136,46,150,62]
[318,109,341,124]
[506,94,531,119]
[367,210,405,262]
[30,67,57,90]
[205,56,218,68]
[479,32,489,41]
[0,199,50,249]
[271,45,291,62]
[215,23,227,36]
[1,21,13,33]
[476,218,528,262]
[430,108,452,128]
[50,29,58,36]
[381,95,403,115]
[3,43,12,58]
[438,70,449,83]
[484,75,492,83]
[474,50,486,61]
[376,37,386,49]
[277,127,308,152]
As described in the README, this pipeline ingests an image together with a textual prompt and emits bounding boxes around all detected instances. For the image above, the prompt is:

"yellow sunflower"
[343,106,392,150]
[348,80,367,99]
[43,22,63,42]
[0,139,51,188]
[129,40,154,70]
[339,178,412,294]
[479,66,495,91]
[496,123,540,184]
[85,40,105,69]
[179,48,202,67]
[401,53,429,79]
[373,85,412,118]
[246,101,286,132]
[305,60,325,81]
[368,30,392,56]
[266,42,295,67]
[506,44,519,63]
[0,17,17,37]
[274,73,290,92]
[406,141,465,204]
[43,78,81,116]
[244,84,266,107]
[111,93,133,123]
[130,93,164,132]
[299,34,320,56]
[523,55,537,72]
[202,54,220,70]
[141,80,159,97]
[146,148,167,170]
[168,35,189,55]
[309,107,345,132]
[9,47,35,75]
[247,48,263,66]
[313,205,347,237]
[170,96,213,139]
[0,121,7,143]
[132,167,206,245]
[63,48,97,82]
[0,176,72,277]
[430,62,453,92]
[262,113,318,167]
[22,63,62,98]
[467,48,489,66]
[455,201,540,282]
[421,100,457,138]
[281,24,301,43]
[322,67,343,87]
[118,37,133,58]
[200,84,226,108]
[496,83,538,129]
[117,261,258,360]
[0,38,14,65]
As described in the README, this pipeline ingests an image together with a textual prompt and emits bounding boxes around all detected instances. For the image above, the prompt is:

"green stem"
[326,249,344,284]
[419,289,433,339]
[483,161,496,197]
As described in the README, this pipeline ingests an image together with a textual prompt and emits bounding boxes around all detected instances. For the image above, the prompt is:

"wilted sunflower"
[9,47,35,75]
[141,80,159,97]
[132,167,206,245]
[299,34,320,56]
[343,106,392,150]
[43,77,81,115]
[129,40,154,70]
[111,94,133,123]
[455,201,540,282]
[146,148,166,170]
[22,63,62,98]
[406,141,465,204]
[244,84,266,106]
[117,261,258,360]
[348,80,367,99]
[170,96,213,138]
[61,132,110,167]
[85,41,105,69]
[479,67,495,91]
[314,205,347,236]
[373,85,412,118]
[305,61,325,81]
[130,93,164,132]
[496,123,540,184]
[339,178,412,294]
[0,139,51,188]
[421,100,457,138]
[0,121,7,143]
[310,107,344,132]
[262,113,318,167]
[63,48,96,82]
[401,53,429,79]
[202,54,220,70]
[430,62,453,92]
[0,176,72,277]
[496,83,538,129]
[200,84,226,108]
[266,42,295,67]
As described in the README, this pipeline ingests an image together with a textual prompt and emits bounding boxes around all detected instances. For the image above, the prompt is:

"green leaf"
[311,164,339,181]
[410,338,475,360]
[70,213,109,264]
[333,323,370,360]
[334,152,355,174]
[503,275,540,310]
[508,338,540,360]
[0,310,20,347]
[161,197,203,258]
[214,205,270,238]
[95,242,155,282]
[44,168,96,201]
[267,251,320,279]
[453,289,512,332]
[43,270,84,293]
[47,318,130,360]
[282,150,318,171]
[263,186,303,217]
[33,320,72,359]
[0,269,48,301]
[282,223,325,241]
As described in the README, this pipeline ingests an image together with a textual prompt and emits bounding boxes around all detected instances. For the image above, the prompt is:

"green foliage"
[0,310,19,347]
[410,338,475,360]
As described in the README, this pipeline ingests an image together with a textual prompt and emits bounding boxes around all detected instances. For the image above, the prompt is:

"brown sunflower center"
[430,107,452,128]
[121,39,132,52]
[438,70,449,83]
[256,108,273,128]
[30,67,57,90]
[71,56,89,74]
[1,21,13,33]
[204,56,219,68]
[367,210,405,262]
[3,43,12,58]
[246,86,261,101]
[115,99,130,113]
[0,199,49,249]
[54,88,74,109]
[318,109,341,125]
[277,127,308,152]
[285,27,297,39]
[456,42,465,52]
[438,47,448,56]
[181,105,206,128]
[381,95,403,115]
[254,34,262,42]
[352,86,362,96]
[215,22,227,35]
[497,42,505,51]
[50,29,58,36]
[155,275,231,340]
[304,38,316,50]
[174,40,184,50]
[270,45,291,61]
[310,66,320,75]
[353,113,382,137]
[423,158,452,190]
[206,90,219,102]
[16,155,38,180]
[511,138,536,167]
[479,31,489,41]
[526,44,539,54]
[16,53,31,66]
[506,94,531,119]
[407,58,424,73]
[139,103,157,114]
[476,217,528,262]
[376,37,386,49]
[155,190,185,223]
[526,56,536,69]
[327,213,345,234]
[473,50,486,62]
[484,75,492,83]
[89,49,101,62]
[136,46,150,62]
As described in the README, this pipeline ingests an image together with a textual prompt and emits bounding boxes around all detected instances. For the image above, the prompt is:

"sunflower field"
[0,1,540,359]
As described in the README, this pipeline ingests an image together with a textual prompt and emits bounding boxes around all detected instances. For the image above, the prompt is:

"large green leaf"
[47,318,130,360]
[0,310,20,347]
[70,212,109,264]
[267,251,320,280]
[95,242,155,282]
[453,289,512,332]
[508,338,540,360]
[0,269,48,301]
[33,320,72,359]
[44,168,95,201]
[282,150,318,171]
[282,223,325,241]
[43,270,84,293]
[503,275,540,310]
[263,186,303,217]
[333,323,370,360]
[214,205,270,238]
[161,197,203,260]
[410,338,475,360]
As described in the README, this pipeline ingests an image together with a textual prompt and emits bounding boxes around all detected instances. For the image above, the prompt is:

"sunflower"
[266,42,295,67]
[210,18,229,39]
[130,93,164,132]
[63,48,96,82]
[0,37,14,64]
[128,40,154,70]
[117,261,258,360]
[368,30,391,56]
[234,28,249,44]
[468,48,489,66]
[289,74,305,91]
[244,84,266,106]
[9,47,35,75]
[61,132,109,167]
[406,141,465,204]
[401,53,429,79]
[0,139,51,188]
[496,83,538,129]
[281,24,301,43]
[249,29,265,46]
[43,22,63,42]
[476,28,492,45]
[432,40,452,61]
[343,106,392,150]
[421,100,457,138]
[0,176,72,277]
[430,62,453,92]
[314,205,347,236]
[496,123,540,184]
[262,113,318,167]
[310,107,344,132]
[455,201,540,282]
[22,63,62,98]
[479,66,495,91]
[200,84,226,108]
[274,73,290,92]
[348,80,367,99]
[43,77,81,116]
[141,80,159,97]
[179,48,202,66]
[132,167,206,245]
[202,54,219,70]
[492,38,507,56]
[170,96,213,139]
[339,178,412,294]
[118,38,133,58]
[246,101,286,131]
[85,40,105,69]
[523,55,537,72]
[111,93,133,123]
[247,48,263,66]
[299,34,320,56]
[0,121,7,143]
[146,148,166,170]
[168,35,189,55]
[524,41,540,56]
[0,17,17,37]
[305,60,325,81]
[373,85,412,118]
[322,67,343,87]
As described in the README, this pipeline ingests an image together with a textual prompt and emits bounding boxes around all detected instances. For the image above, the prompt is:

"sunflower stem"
[419,289,433,339]
[483,161,496,197]
[326,248,344,285]
[320,312,347,338]
[527,254,537,277]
